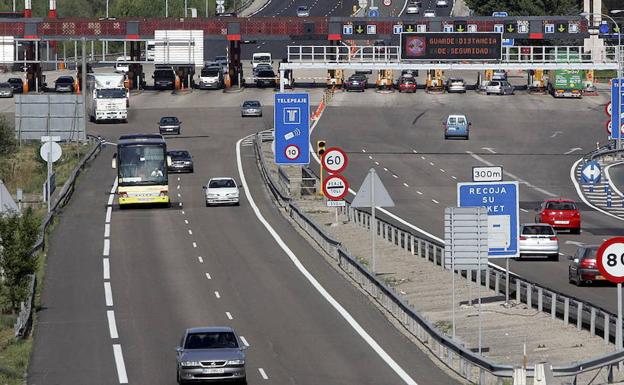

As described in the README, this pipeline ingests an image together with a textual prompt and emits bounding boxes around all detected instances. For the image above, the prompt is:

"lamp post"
[582,11,622,151]
[165,0,168,17]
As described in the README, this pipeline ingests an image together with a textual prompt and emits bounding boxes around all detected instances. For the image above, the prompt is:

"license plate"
[554,220,569,224]
[203,368,224,374]
[595,275,605,280]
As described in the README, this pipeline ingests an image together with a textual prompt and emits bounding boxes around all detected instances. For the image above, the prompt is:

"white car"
[423,9,436,17]
[296,5,310,17]
[204,177,240,206]
[115,56,131,73]
[519,224,559,260]
[492,69,507,81]
[436,0,448,7]
[405,3,419,14]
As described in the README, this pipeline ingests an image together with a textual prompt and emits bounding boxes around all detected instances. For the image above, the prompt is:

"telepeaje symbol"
[284,128,301,141]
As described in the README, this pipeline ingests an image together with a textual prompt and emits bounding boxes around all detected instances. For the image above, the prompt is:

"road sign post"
[274,93,310,165]
[596,237,624,350]
[321,147,348,174]
[39,137,62,213]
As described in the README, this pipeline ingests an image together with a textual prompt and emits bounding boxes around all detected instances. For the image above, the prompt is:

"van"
[115,56,131,73]
[198,66,223,89]
[252,52,272,69]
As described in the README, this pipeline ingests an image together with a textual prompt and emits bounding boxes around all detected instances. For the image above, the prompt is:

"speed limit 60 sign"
[322,147,348,174]
[597,237,624,283]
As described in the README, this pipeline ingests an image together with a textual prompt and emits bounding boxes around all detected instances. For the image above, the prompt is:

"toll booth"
[376,69,393,90]
[327,69,343,88]
[426,69,444,92]
[527,69,546,93]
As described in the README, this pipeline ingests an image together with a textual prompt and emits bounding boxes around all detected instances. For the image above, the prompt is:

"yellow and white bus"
[112,134,170,206]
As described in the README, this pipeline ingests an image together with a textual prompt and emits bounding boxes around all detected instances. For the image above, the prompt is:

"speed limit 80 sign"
[321,147,348,174]
[597,237,624,283]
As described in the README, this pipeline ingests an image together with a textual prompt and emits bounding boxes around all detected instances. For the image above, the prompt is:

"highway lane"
[80,89,462,385]
[312,84,624,314]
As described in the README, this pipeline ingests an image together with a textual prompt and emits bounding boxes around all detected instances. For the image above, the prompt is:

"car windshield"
[546,202,577,210]
[184,332,239,349]
[161,117,179,125]
[154,70,175,79]
[257,70,275,77]
[201,68,221,77]
[118,144,167,185]
[298,6,307,11]
[215,56,227,62]
[209,179,236,188]
[450,79,464,83]
[169,150,190,159]
[243,101,260,107]
[0,83,10,88]
[448,117,466,125]
[8,78,20,83]
[97,89,126,99]
[583,248,598,260]
[522,225,555,235]
[57,77,73,83]
[254,56,271,63]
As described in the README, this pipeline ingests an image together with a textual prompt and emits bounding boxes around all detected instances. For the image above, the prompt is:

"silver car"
[485,80,514,95]
[519,224,559,260]
[446,78,466,93]
[0,82,13,98]
[423,9,436,17]
[296,5,309,17]
[176,326,247,384]
[241,100,262,117]
[204,177,240,206]
[405,2,420,14]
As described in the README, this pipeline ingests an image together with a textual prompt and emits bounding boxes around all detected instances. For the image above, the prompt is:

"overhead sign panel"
[400,32,502,61]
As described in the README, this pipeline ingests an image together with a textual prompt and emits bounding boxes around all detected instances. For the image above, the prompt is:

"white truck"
[86,73,128,123]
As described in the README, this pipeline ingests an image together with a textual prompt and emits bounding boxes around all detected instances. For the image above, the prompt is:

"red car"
[398,75,417,93]
[536,199,581,233]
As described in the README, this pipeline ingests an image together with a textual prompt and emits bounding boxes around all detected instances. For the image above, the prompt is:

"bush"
[0,115,15,156]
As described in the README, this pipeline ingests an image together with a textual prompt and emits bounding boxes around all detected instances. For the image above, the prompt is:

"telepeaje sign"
[401,32,502,60]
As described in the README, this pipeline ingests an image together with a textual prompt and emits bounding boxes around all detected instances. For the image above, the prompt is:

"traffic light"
[317,140,326,157]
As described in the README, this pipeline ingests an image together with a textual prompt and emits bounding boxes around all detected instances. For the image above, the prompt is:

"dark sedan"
[568,245,604,286]
[167,150,193,173]
[7,77,23,93]
[54,76,75,93]
[159,116,181,135]
[344,74,367,92]
[255,69,276,88]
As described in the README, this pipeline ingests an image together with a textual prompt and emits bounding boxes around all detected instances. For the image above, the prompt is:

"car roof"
[186,326,234,334]
[210,177,235,181]
[161,116,178,120]
[447,114,467,118]
[544,198,575,203]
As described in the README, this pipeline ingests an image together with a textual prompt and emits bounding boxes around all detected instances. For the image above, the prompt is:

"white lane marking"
[193,242,197,248]
[481,147,497,154]
[214,291,220,298]
[103,258,110,280]
[206,273,212,280]
[258,368,269,380]
[605,162,624,198]
[107,193,114,206]
[113,344,129,383]
[368,155,373,160]
[177,193,181,198]
[375,161,380,165]
[551,130,563,138]
[451,176,457,180]
[565,240,584,246]
[362,148,367,152]
[226,312,233,320]
[110,178,118,194]
[439,169,445,173]
[179,202,183,207]
[412,149,418,153]
[237,137,419,385]
[188,229,193,235]
[398,0,409,15]
[416,191,423,195]
[432,199,439,204]
[469,151,557,197]
[420,156,426,160]
[103,239,110,256]
[181,210,185,215]
[383,167,389,172]
[105,223,110,238]
[177,177,181,181]
[184,220,189,224]
[104,282,114,306]
[177,185,181,190]
[240,336,250,347]
[559,252,565,256]
[520,208,529,213]
[392,174,398,179]
[198,256,204,263]
[429,162,434,166]
[570,158,624,222]
[565,147,582,155]
[107,310,119,339]
[403,182,409,187]
[106,206,112,223]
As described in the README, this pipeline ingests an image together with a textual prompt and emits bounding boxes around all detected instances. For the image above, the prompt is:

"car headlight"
[207,194,218,198]
[227,193,238,197]
[184,161,191,165]
[227,359,245,365]
[181,361,201,368]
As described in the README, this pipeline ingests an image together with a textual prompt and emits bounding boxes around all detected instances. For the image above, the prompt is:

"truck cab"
[252,53,272,69]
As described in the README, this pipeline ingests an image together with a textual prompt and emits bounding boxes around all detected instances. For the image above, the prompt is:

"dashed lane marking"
[198,257,204,263]
[106,206,112,223]
[103,239,110,256]
[193,242,197,248]
[188,229,193,235]
[205,273,212,280]
[107,310,119,339]
[240,336,250,347]
[113,344,129,384]
[258,368,269,380]
[215,291,221,299]
[403,182,409,187]
[103,258,110,280]
[226,312,233,320]
[104,282,114,306]
[104,223,110,238]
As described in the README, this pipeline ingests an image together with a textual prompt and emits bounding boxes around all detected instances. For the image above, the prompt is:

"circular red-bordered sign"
[322,174,349,200]
[322,147,349,174]
[607,120,612,135]
[284,144,300,161]
[606,102,612,117]
[597,237,624,284]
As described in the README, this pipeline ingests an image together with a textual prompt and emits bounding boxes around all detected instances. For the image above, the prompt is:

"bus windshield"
[118,144,167,186]
[97,89,127,99]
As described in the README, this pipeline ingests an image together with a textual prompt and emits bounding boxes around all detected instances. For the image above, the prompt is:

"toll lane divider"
[14,135,105,338]
[252,131,624,384]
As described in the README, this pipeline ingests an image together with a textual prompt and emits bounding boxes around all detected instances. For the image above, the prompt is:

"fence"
[252,131,624,384]
[13,135,104,338]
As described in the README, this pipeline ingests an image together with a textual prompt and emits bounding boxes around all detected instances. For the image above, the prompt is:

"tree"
[0,208,39,312]
[0,114,15,156]
[466,0,580,16]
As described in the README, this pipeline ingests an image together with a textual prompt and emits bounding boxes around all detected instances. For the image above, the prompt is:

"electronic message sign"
[400,32,502,60]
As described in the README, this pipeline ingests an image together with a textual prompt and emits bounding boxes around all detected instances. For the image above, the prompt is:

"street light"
[581,11,622,152]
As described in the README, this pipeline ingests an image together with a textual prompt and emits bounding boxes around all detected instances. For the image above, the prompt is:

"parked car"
[492,69,508,81]
[158,116,181,135]
[203,177,240,206]
[436,0,448,6]
[255,69,276,88]
[344,74,367,92]
[443,114,470,140]
[153,66,176,90]
[398,75,417,93]
[568,245,603,286]
[167,150,193,173]
[7,77,23,93]
[198,66,224,90]
[0,82,13,98]
[253,63,273,76]
[54,76,75,93]
[423,9,436,17]
[176,326,247,384]
[485,80,514,95]
[446,78,466,93]
[114,56,130,73]
[241,100,262,117]
[535,198,581,233]
[518,223,559,260]
[405,1,420,14]
[296,5,310,17]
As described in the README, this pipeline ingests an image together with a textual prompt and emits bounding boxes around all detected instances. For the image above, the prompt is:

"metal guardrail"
[252,132,624,384]
[13,135,104,338]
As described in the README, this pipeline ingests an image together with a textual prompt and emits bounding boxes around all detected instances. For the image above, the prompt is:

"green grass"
[0,315,30,385]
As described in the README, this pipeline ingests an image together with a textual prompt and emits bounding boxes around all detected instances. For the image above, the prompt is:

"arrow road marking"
[481,147,497,154]
[565,240,584,246]
[565,147,582,155]
[551,130,563,138]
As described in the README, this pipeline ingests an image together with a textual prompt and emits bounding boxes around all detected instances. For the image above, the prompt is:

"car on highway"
[405,1,420,14]
[241,100,262,117]
[568,245,603,286]
[344,74,367,92]
[518,223,559,260]
[0,82,13,98]
[535,198,581,233]
[203,177,240,206]
[485,80,514,95]
[423,9,436,17]
[397,75,417,93]
[198,66,224,90]
[159,116,182,135]
[255,69,276,88]
[492,69,508,81]
[443,114,470,140]
[436,0,449,6]
[175,326,247,384]
[7,77,23,93]
[446,78,466,93]
[167,150,194,173]
[54,76,75,93]
[296,5,310,17]
[153,66,176,90]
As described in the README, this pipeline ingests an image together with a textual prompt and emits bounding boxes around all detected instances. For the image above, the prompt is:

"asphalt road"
[30,88,461,385]
[311,79,624,314]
